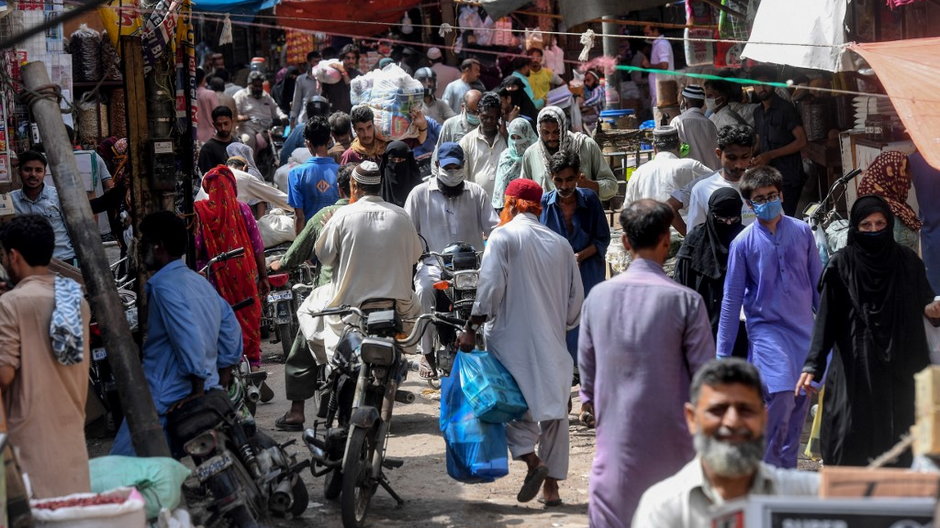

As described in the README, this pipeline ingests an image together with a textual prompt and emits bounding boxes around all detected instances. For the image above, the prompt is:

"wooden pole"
[21,61,170,458]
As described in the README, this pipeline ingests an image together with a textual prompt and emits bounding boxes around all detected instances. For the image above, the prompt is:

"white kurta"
[625,152,714,217]
[472,213,584,422]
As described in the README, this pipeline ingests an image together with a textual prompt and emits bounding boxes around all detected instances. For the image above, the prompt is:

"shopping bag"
[803,387,825,461]
[440,354,509,483]
[457,350,528,424]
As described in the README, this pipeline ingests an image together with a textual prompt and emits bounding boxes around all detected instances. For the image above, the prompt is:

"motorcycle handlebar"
[302,307,464,348]
[837,168,862,186]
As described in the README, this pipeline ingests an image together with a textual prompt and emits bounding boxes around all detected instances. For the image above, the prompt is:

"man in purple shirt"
[579,199,714,526]
[716,166,822,468]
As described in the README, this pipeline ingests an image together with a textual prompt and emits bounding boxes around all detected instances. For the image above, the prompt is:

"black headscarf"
[274,66,299,114]
[379,141,422,207]
[499,76,539,123]
[836,195,906,362]
[676,187,744,280]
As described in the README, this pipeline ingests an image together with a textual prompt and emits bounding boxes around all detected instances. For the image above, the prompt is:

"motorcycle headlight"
[359,337,397,367]
[453,271,479,290]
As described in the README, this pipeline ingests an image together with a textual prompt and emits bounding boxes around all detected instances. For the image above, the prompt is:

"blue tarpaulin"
[192,0,277,15]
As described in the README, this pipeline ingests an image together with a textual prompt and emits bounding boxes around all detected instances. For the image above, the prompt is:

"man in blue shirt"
[288,115,340,234]
[539,150,610,364]
[716,165,822,469]
[10,150,76,263]
[111,211,242,456]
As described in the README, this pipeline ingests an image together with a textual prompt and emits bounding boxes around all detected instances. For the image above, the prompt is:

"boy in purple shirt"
[716,166,822,468]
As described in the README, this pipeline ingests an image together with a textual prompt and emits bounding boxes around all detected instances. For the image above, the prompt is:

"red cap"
[505,178,543,203]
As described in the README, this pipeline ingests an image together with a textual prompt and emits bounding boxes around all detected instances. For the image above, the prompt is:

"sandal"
[538,497,563,507]
[417,356,438,380]
[579,410,595,428]
[517,465,549,503]
[275,415,303,431]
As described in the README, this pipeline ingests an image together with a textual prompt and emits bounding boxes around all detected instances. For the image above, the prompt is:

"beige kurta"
[0,274,90,498]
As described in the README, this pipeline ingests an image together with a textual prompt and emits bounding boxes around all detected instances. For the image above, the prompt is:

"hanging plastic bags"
[440,353,509,483]
[457,350,528,424]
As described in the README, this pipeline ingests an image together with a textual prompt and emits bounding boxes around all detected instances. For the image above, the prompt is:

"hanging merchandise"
[524,27,544,51]
[491,17,514,47]
[101,32,123,81]
[141,0,185,74]
[219,13,232,46]
[285,30,314,65]
[400,12,413,35]
[67,24,103,82]
[684,1,715,67]
[476,16,495,47]
[714,0,752,68]
[457,5,485,53]
[542,37,566,76]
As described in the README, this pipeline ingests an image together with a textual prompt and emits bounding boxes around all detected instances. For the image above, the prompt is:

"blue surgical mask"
[753,198,783,222]
[465,112,480,126]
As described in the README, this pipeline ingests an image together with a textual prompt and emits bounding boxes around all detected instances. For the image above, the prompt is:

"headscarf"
[379,141,422,207]
[194,166,262,361]
[834,195,909,362]
[493,118,538,209]
[226,142,262,180]
[675,187,744,280]
[349,135,388,162]
[857,151,921,231]
[536,105,588,172]
[500,76,539,123]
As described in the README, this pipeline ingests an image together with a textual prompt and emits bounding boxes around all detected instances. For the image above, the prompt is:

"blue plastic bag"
[457,350,528,424]
[440,353,509,483]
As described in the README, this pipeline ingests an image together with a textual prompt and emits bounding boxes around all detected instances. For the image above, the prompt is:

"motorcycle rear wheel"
[277,323,293,359]
[341,426,377,528]
[324,468,342,500]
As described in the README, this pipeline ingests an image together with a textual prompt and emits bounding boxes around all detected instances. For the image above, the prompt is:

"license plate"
[194,453,233,482]
[92,348,107,361]
[267,290,292,303]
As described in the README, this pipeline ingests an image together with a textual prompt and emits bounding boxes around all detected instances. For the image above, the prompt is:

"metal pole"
[602,18,619,110]
[21,61,171,458]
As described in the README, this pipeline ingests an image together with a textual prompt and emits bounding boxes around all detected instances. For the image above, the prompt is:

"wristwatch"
[465,321,482,333]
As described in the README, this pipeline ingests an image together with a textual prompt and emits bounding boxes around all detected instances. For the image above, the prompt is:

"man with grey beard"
[632,359,818,527]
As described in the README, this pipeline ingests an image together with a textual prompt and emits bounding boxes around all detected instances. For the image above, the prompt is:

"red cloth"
[857,151,922,231]
[276,0,423,38]
[887,0,924,8]
[194,166,262,364]
[506,178,543,203]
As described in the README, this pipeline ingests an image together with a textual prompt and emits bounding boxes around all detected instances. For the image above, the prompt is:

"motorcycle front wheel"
[341,426,378,528]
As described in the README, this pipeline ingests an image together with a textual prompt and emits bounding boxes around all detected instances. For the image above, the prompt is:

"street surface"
[256,340,593,528]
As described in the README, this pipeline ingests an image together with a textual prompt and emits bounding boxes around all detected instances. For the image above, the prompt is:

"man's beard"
[694,427,765,478]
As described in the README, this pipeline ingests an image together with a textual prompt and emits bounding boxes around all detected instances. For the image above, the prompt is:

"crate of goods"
[31,487,146,528]
[819,466,940,498]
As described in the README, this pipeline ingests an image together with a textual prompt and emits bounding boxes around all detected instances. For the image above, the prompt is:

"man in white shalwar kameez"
[298,162,423,361]
[458,178,584,507]
[405,142,498,379]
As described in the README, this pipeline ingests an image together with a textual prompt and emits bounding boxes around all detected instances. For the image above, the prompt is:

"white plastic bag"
[363,64,424,141]
[926,317,940,365]
[31,487,146,528]
[314,59,344,85]
[258,209,297,248]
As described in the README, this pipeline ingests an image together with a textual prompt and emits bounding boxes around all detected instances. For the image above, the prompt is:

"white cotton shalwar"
[472,212,584,422]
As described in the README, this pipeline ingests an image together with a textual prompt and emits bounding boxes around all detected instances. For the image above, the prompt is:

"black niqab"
[499,76,539,123]
[675,187,744,280]
[837,195,906,362]
[379,141,422,207]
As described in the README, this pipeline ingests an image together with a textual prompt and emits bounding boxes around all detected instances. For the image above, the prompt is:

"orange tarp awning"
[851,38,940,170]
[276,0,422,39]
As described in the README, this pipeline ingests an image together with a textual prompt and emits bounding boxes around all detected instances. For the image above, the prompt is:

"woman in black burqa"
[798,195,940,467]
[673,187,748,358]
[378,140,422,208]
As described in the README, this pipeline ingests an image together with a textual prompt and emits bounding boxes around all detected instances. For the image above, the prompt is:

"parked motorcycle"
[88,257,139,434]
[803,168,861,265]
[168,386,310,527]
[301,301,463,527]
[263,245,319,359]
[425,242,482,388]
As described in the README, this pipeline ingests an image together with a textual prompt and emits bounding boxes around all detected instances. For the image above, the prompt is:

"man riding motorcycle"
[296,162,423,371]
[403,142,498,378]
[235,70,288,153]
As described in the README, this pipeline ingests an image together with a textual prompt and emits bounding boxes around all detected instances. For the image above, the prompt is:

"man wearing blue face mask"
[404,142,499,379]
[715,165,822,470]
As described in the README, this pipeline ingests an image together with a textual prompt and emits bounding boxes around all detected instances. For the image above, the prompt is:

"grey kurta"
[472,212,583,421]
[579,258,715,527]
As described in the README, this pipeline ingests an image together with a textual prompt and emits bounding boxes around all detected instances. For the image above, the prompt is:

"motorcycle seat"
[167,389,236,444]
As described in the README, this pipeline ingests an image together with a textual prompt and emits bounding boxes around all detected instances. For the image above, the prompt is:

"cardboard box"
[915,365,940,418]
[819,466,940,498]
[913,411,940,456]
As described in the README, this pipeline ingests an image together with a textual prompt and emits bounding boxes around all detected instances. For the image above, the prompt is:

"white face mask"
[705,97,719,113]
[437,167,465,187]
